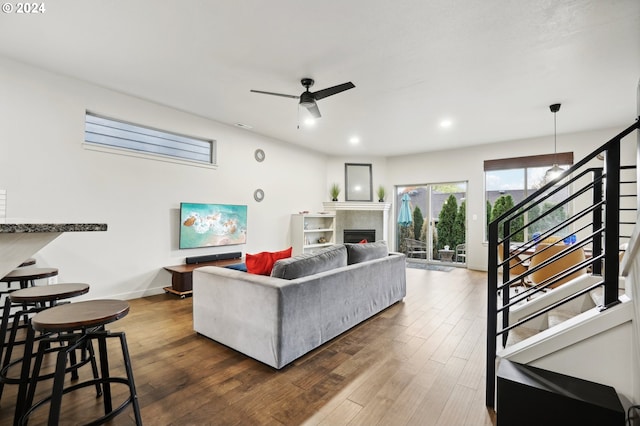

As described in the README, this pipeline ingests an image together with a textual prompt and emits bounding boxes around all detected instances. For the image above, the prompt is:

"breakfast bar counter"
[0,222,107,278]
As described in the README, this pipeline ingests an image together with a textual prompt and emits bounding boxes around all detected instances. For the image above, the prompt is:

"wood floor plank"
[317,399,362,426]
[430,317,474,364]
[435,383,477,425]
[406,355,467,425]
[0,266,497,425]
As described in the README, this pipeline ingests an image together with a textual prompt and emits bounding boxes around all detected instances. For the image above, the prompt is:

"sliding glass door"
[396,182,467,265]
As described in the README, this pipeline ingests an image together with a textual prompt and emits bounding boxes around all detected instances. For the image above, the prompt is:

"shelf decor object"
[330,183,340,201]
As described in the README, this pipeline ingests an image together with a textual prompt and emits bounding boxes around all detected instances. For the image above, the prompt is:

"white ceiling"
[1,0,639,156]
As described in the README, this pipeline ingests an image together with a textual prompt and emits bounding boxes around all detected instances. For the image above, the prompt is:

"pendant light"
[544,103,564,183]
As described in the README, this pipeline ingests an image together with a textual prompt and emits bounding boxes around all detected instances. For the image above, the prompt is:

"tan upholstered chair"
[498,243,528,285]
[539,235,563,244]
[529,242,587,289]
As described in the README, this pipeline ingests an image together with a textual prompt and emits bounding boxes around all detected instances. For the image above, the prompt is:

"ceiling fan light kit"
[251,78,355,119]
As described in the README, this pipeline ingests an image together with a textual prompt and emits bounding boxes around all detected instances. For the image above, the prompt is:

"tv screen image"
[180,202,247,249]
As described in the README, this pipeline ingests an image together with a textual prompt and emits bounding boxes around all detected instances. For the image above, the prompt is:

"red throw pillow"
[359,239,368,244]
[246,247,292,275]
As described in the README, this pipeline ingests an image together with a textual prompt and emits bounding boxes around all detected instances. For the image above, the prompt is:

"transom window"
[484,153,573,242]
[84,112,215,166]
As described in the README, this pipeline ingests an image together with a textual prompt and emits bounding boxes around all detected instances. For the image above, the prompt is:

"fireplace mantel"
[322,202,391,212]
[322,202,391,246]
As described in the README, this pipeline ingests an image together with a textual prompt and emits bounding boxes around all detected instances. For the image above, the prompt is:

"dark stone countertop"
[0,223,108,233]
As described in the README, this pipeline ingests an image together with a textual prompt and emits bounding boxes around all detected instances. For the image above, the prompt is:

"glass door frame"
[395,181,467,266]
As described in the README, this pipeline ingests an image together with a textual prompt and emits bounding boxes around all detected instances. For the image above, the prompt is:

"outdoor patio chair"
[455,244,466,262]
[405,239,427,259]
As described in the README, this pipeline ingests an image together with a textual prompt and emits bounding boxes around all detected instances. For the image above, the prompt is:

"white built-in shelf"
[291,213,336,255]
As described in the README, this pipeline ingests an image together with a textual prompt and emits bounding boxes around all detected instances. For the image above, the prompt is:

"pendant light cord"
[553,110,557,167]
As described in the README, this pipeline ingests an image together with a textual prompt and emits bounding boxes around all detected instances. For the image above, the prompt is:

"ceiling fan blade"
[312,82,355,101]
[250,89,299,99]
[306,102,321,119]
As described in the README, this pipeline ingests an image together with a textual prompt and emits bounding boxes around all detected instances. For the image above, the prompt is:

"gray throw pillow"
[271,245,347,280]
[345,241,389,265]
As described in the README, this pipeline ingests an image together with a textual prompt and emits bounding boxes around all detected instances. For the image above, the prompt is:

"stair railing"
[486,117,640,408]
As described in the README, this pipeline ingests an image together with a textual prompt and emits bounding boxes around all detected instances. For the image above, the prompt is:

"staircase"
[485,114,640,418]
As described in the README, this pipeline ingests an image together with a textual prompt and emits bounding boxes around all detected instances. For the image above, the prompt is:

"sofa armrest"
[192,266,289,368]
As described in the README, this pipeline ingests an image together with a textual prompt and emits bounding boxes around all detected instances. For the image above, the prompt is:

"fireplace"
[344,229,376,243]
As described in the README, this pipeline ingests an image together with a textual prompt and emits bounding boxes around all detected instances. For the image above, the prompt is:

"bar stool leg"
[97,334,113,415]
[23,337,45,421]
[47,346,71,425]
[3,304,28,375]
[0,296,12,401]
[14,326,35,426]
[85,339,103,397]
[119,332,142,425]
[0,306,25,403]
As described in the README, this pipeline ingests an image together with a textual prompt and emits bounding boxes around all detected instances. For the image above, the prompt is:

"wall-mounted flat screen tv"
[179,202,247,249]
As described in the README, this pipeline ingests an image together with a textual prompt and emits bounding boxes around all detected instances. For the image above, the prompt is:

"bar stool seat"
[0,267,59,289]
[18,259,36,268]
[8,283,89,305]
[0,284,92,422]
[21,300,142,425]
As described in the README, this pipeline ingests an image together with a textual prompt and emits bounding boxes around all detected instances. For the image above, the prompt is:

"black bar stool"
[18,259,36,268]
[21,299,142,425]
[0,284,92,422]
[0,268,60,329]
[1,268,58,290]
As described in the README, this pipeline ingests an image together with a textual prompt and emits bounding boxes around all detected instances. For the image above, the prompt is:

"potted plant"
[377,186,386,202]
[330,183,340,201]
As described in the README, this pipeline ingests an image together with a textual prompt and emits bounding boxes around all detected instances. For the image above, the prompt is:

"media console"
[163,256,242,298]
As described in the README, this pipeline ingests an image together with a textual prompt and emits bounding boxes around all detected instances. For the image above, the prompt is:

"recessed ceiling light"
[349,136,360,144]
[304,118,316,126]
[235,123,253,129]
[440,119,453,128]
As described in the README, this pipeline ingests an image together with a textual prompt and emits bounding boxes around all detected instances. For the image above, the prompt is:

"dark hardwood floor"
[0,266,497,425]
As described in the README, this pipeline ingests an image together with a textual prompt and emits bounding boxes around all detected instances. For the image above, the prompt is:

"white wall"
[325,156,388,203]
[384,126,637,271]
[2,55,636,298]
[0,57,328,300]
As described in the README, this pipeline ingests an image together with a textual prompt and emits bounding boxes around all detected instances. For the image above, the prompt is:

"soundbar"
[185,252,242,265]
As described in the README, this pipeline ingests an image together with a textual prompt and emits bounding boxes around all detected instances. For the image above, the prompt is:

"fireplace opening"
[344,229,376,243]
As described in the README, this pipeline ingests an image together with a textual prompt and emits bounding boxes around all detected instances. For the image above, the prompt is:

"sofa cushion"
[345,241,389,265]
[271,245,347,280]
[246,247,292,275]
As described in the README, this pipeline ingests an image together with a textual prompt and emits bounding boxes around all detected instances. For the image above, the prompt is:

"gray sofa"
[192,243,407,369]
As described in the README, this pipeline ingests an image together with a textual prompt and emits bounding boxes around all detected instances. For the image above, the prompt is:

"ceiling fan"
[250,78,355,119]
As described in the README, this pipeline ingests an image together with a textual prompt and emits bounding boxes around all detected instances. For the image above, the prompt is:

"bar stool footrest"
[21,377,135,426]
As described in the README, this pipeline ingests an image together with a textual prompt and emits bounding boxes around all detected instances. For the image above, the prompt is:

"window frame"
[83,112,217,168]
[484,152,574,242]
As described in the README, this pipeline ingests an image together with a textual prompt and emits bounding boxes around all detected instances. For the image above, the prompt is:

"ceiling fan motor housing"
[299,91,316,107]
[301,78,314,89]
